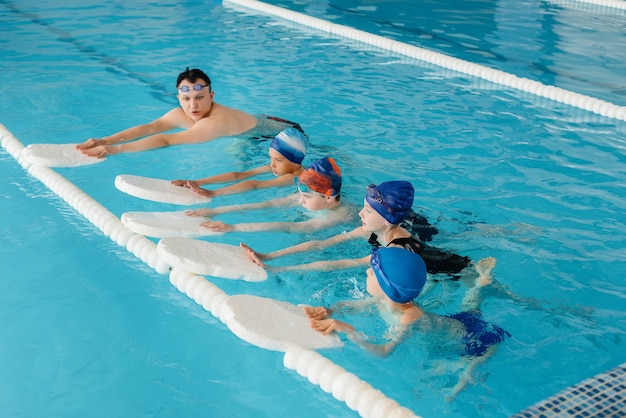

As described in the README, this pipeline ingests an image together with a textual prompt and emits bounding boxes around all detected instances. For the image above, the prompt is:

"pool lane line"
[222,0,626,122]
[0,124,420,418]
[0,0,175,104]
[0,125,171,274]
[548,0,626,11]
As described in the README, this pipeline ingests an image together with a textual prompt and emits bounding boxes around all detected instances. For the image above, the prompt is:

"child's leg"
[459,257,496,312]
[445,348,492,401]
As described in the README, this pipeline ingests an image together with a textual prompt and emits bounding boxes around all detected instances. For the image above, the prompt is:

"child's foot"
[475,256,496,287]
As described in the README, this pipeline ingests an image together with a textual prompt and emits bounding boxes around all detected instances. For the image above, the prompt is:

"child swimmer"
[172,128,307,198]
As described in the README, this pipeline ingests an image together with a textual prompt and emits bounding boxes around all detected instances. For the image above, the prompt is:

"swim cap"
[365,181,414,225]
[370,247,426,303]
[298,157,342,196]
[269,128,307,164]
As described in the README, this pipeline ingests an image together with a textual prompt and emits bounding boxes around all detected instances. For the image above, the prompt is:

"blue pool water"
[1,0,625,417]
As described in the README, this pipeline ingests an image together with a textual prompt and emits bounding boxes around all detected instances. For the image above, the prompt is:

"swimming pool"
[1,0,625,417]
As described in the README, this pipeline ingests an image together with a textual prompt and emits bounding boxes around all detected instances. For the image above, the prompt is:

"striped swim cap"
[269,128,307,164]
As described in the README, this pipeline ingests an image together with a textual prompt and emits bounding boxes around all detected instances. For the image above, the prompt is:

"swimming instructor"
[77,67,304,158]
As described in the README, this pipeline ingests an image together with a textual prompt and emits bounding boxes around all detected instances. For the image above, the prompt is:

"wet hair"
[176,67,211,90]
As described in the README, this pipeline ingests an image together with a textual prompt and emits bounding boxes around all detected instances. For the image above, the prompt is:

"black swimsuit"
[368,233,470,278]
[246,115,305,140]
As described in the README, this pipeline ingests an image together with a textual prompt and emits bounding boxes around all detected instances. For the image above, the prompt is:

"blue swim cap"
[299,157,342,196]
[365,181,414,225]
[269,128,307,164]
[370,247,426,303]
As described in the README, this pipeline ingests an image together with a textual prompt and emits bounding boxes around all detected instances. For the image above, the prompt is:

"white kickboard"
[156,237,268,282]
[222,294,343,352]
[115,174,213,205]
[21,143,105,167]
[121,210,221,238]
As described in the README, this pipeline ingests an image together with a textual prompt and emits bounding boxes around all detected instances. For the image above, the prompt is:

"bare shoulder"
[329,204,353,220]
[156,108,191,129]
[207,102,257,135]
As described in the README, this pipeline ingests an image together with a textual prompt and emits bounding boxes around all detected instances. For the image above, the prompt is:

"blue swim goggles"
[366,184,384,204]
[366,184,392,211]
[178,84,209,92]
[294,177,326,197]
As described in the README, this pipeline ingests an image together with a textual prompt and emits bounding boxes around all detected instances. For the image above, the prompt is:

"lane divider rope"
[1,123,419,418]
[548,0,626,11]
[223,0,626,122]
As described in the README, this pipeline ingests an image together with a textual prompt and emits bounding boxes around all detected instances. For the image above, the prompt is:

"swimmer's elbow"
[243,180,263,191]
[349,333,397,357]
[161,133,203,147]
[367,343,394,357]
[286,222,317,234]
[144,134,175,149]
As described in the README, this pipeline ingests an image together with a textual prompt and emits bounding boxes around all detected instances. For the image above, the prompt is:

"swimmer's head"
[298,157,342,197]
[365,181,414,225]
[370,247,426,303]
[269,128,307,164]
[176,67,211,91]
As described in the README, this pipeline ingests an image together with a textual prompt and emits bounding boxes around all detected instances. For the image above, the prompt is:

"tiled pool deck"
[513,362,626,417]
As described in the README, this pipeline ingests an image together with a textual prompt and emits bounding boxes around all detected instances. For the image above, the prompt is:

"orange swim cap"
[298,157,342,196]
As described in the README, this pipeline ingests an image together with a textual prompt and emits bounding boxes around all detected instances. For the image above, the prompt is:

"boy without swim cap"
[269,128,307,164]
[365,181,414,225]
[298,157,342,196]
[371,247,426,303]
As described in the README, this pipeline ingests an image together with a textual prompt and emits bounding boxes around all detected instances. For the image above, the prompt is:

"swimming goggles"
[294,177,326,197]
[366,184,393,212]
[366,184,383,202]
[178,84,209,92]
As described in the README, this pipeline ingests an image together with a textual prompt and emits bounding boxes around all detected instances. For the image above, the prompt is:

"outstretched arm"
[345,326,409,357]
[172,165,272,197]
[76,109,183,156]
[205,171,299,198]
[303,299,377,320]
[204,216,340,233]
[272,255,370,273]
[186,195,297,218]
[195,165,271,186]
[203,205,351,233]
[304,300,407,356]
[241,226,364,264]
[77,108,230,157]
